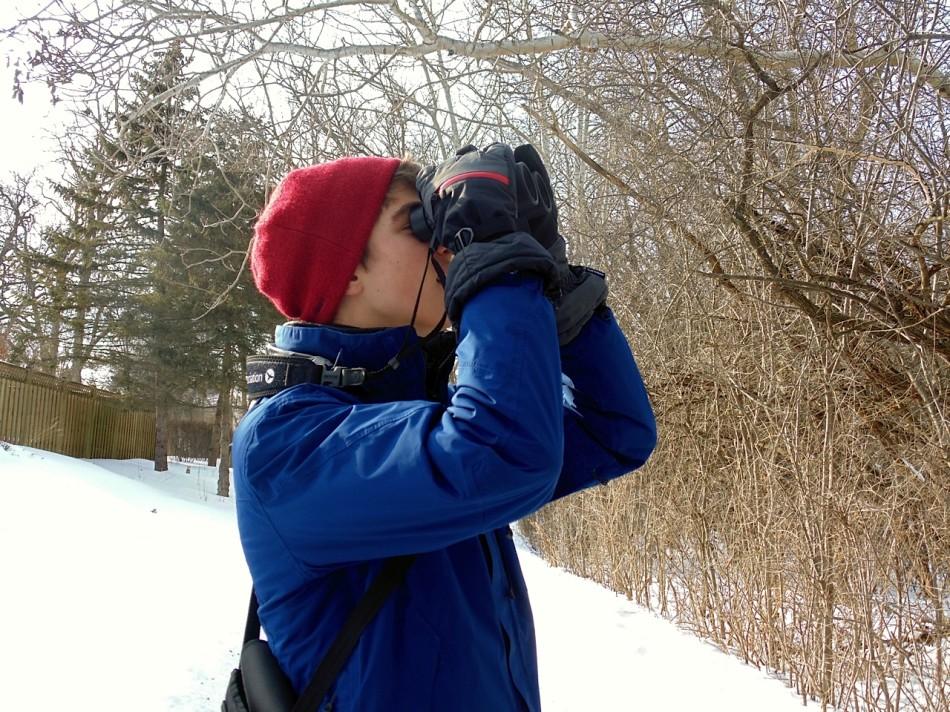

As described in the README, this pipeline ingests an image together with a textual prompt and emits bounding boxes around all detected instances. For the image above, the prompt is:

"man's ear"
[342,268,364,297]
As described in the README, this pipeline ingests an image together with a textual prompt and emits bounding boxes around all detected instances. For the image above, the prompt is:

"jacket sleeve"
[233,275,564,568]
[547,306,657,502]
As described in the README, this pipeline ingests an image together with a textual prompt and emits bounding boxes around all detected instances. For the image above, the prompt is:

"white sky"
[0,1,69,179]
[0,0,514,184]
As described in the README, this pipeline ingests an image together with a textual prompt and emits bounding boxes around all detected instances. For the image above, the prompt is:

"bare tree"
[0,173,63,372]
[9,1,950,709]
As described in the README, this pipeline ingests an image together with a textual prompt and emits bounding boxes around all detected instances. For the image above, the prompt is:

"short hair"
[383,157,423,206]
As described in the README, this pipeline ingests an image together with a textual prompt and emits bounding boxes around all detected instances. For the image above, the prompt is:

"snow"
[0,444,814,711]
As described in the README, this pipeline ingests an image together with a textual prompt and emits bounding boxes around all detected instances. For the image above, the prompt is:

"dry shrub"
[523,269,949,711]
[517,3,948,709]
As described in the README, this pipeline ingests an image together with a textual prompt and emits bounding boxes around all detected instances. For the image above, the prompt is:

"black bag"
[222,668,251,712]
[222,556,415,712]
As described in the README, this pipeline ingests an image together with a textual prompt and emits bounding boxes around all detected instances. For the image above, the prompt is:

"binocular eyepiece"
[409,203,435,246]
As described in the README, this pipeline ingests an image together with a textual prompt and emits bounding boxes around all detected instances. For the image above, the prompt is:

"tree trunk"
[66,253,95,383]
[153,161,170,473]
[208,392,222,467]
[217,345,232,497]
[154,399,169,471]
[37,303,62,375]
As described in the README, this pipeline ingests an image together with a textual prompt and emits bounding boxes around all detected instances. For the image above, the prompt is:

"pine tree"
[17,50,281,479]
[100,45,205,471]
[165,110,281,493]
[46,135,126,382]
[1,225,68,373]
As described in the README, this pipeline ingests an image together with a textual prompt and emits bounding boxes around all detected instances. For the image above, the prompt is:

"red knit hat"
[251,156,402,323]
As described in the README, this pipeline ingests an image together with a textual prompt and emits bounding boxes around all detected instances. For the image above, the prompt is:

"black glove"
[511,146,609,344]
[554,265,609,345]
[412,143,519,252]
[443,232,558,325]
[411,143,561,252]
[512,144,559,251]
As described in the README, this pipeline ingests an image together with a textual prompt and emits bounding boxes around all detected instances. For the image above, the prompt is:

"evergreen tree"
[1,224,68,373]
[46,135,126,382]
[166,110,281,493]
[6,51,281,480]
[100,45,205,471]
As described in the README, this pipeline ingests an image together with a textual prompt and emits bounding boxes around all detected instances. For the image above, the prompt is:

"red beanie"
[251,156,402,323]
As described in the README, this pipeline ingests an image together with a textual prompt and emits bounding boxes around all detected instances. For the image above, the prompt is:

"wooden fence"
[0,361,156,459]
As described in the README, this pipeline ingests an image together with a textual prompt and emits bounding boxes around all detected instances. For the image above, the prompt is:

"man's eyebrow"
[391,201,420,223]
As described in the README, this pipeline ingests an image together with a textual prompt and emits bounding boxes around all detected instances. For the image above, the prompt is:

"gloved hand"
[512,144,559,251]
[443,232,558,325]
[411,143,558,323]
[412,143,519,253]
[511,144,609,345]
[411,142,562,252]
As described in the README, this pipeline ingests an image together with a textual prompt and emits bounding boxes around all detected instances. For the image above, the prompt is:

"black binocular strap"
[244,589,262,644]
[244,554,416,712]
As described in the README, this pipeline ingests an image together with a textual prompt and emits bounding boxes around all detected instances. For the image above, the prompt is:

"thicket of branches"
[0,45,282,482]
[3,1,948,708]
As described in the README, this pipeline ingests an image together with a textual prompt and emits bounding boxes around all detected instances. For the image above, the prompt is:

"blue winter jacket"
[233,273,656,711]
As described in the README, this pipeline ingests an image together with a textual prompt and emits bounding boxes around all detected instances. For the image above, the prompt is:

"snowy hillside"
[0,444,816,711]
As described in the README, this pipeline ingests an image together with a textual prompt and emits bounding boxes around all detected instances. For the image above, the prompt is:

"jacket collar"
[274,322,452,403]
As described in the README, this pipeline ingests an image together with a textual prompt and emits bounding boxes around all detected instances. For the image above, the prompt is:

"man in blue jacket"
[233,144,656,711]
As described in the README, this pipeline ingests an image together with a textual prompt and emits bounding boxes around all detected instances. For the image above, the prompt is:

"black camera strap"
[243,554,416,712]
[246,354,367,400]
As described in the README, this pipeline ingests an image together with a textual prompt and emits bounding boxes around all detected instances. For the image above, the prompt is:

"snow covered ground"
[0,444,815,711]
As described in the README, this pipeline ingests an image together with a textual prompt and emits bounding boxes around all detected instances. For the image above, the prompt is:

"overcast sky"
[1,0,68,179]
